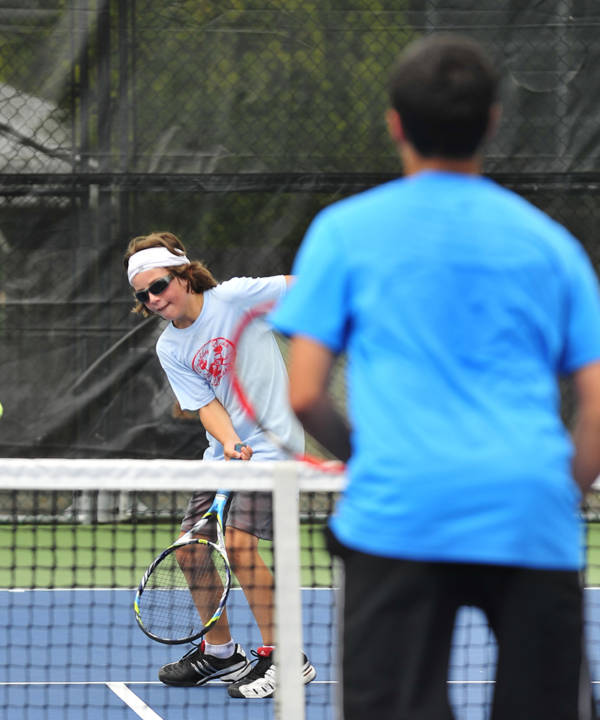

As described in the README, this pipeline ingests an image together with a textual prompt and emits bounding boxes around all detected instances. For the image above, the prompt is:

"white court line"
[107,682,165,720]
[5,679,600,686]
[0,680,334,686]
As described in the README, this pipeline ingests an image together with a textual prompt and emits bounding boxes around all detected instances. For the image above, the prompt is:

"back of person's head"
[388,33,499,158]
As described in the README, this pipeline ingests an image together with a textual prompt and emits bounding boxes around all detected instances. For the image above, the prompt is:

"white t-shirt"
[156,276,304,460]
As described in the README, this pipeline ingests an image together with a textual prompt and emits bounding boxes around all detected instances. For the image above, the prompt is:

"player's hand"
[226,441,253,461]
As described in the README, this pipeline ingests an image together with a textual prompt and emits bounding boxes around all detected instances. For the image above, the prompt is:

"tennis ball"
[0,401,3,418]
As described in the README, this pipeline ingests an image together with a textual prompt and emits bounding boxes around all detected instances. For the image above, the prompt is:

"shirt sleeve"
[220,275,287,310]
[271,210,350,353]
[559,241,600,374]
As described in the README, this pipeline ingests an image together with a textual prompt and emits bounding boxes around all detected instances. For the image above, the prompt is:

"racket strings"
[140,540,229,642]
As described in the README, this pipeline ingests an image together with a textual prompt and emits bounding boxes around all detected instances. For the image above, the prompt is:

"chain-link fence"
[0,0,598,456]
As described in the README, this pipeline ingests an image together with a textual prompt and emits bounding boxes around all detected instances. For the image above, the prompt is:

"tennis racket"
[134,474,237,645]
[231,300,348,469]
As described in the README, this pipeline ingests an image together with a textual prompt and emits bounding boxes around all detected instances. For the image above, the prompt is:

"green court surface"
[0,521,333,588]
[586,522,600,585]
[4,521,600,589]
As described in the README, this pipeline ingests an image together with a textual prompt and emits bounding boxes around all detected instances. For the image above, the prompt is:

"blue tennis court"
[2,587,334,720]
[3,587,600,719]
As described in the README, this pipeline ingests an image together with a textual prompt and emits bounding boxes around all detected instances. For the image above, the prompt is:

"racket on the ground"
[134,480,235,645]
[231,300,348,469]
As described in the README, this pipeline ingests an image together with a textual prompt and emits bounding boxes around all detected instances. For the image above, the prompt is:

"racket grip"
[233,442,250,459]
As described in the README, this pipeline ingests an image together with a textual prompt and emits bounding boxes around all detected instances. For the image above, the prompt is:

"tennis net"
[1,458,600,720]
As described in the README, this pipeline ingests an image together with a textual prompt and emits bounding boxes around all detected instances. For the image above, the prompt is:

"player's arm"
[198,398,252,460]
[287,335,351,462]
[571,360,600,494]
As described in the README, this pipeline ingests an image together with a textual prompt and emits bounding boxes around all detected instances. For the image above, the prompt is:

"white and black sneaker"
[158,641,251,687]
[227,646,316,699]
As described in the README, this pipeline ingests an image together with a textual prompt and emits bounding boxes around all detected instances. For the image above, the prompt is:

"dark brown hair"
[124,231,217,316]
[388,34,499,158]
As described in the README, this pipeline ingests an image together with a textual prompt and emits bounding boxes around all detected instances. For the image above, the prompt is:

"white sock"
[204,640,235,658]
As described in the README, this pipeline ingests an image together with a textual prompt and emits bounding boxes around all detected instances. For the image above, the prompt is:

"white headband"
[127,246,190,285]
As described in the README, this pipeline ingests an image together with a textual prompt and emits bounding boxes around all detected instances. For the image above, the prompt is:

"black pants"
[327,531,596,720]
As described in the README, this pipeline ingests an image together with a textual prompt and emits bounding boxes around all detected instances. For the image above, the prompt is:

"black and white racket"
[231,300,348,469]
[134,479,235,645]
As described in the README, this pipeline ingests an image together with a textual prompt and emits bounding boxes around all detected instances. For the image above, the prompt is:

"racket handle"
[233,442,249,460]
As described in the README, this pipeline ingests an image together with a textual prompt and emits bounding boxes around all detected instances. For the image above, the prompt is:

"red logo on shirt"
[191,337,235,387]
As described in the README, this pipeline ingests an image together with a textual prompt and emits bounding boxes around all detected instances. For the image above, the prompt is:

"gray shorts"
[180,491,273,540]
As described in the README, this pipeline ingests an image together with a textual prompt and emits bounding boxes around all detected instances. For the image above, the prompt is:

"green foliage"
[0,2,68,95]
[129,1,414,172]
[0,2,416,273]
[0,1,415,172]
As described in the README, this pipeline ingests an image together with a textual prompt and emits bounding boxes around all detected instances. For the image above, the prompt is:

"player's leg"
[329,531,459,720]
[225,525,274,643]
[158,491,250,687]
[226,492,316,699]
[485,566,595,720]
[174,536,233,644]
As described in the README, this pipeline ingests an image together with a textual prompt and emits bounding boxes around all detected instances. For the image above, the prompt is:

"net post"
[273,461,305,720]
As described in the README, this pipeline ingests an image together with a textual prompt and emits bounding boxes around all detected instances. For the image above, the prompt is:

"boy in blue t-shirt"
[272,34,600,720]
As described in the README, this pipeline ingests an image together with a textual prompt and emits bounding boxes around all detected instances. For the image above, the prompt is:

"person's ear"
[386,108,405,145]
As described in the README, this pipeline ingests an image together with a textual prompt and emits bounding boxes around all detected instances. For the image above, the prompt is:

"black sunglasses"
[134,274,174,304]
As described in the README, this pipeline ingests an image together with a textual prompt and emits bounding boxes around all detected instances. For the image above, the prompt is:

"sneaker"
[227,646,316,699]
[158,641,251,687]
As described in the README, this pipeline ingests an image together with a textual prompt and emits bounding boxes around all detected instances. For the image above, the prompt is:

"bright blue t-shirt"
[272,171,600,569]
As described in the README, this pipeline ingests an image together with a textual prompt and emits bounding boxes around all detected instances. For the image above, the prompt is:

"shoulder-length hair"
[124,231,218,317]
